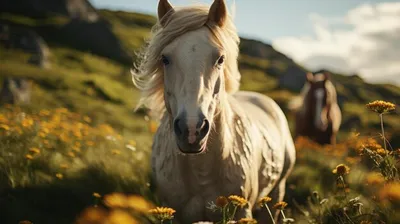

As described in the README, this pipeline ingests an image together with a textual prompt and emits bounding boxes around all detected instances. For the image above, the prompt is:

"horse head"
[132,0,241,154]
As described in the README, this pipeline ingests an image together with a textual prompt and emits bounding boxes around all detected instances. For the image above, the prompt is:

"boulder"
[0,78,32,105]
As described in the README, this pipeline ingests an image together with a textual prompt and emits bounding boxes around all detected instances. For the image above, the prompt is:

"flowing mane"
[131,4,241,115]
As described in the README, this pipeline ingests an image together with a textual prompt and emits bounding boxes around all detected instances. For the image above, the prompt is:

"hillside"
[1,3,399,137]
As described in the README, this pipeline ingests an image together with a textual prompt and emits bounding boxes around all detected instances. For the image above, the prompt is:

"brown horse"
[289,71,342,145]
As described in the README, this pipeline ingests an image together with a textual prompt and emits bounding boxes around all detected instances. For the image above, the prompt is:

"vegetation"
[0,6,399,224]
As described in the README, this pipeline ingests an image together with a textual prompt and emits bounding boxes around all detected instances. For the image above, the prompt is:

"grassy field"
[1,8,400,224]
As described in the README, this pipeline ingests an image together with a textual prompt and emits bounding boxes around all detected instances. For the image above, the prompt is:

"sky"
[91,0,400,85]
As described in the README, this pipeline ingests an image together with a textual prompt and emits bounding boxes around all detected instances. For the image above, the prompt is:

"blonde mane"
[131,4,241,116]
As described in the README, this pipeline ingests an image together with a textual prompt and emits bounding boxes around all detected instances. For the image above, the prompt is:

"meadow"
[1,6,400,224]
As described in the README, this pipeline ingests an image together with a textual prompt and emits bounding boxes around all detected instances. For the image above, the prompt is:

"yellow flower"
[21,118,34,128]
[86,141,95,146]
[273,201,288,210]
[111,149,121,155]
[238,218,258,224]
[93,192,101,198]
[25,154,34,160]
[258,196,272,207]
[126,195,154,213]
[68,151,76,158]
[366,100,396,114]
[148,207,176,221]
[107,210,138,224]
[0,124,10,130]
[379,182,400,202]
[366,172,385,185]
[39,109,51,116]
[104,193,128,208]
[375,148,388,157]
[215,196,229,208]
[75,207,108,224]
[149,120,158,133]
[60,163,69,169]
[228,195,248,207]
[56,173,63,179]
[83,116,92,123]
[29,147,41,154]
[332,164,350,175]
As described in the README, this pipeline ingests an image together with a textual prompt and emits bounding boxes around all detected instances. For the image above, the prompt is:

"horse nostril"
[198,119,210,139]
[174,119,182,136]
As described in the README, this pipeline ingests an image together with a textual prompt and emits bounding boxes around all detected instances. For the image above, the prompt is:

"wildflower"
[228,195,248,207]
[107,210,138,224]
[86,141,95,146]
[332,164,350,175]
[39,109,51,116]
[366,100,396,114]
[75,207,108,224]
[238,218,257,224]
[56,173,63,179]
[21,118,34,128]
[111,149,121,155]
[148,207,176,221]
[273,201,288,210]
[68,151,76,158]
[379,182,400,202]
[126,195,154,213]
[215,196,229,208]
[103,193,128,208]
[60,163,69,169]
[0,124,10,131]
[25,154,34,160]
[149,120,158,133]
[93,192,101,198]
[366,172,385,185]
[258,196,272,207]
[29,147,40,154]
[83,116,92,123]
[375,148,388,157]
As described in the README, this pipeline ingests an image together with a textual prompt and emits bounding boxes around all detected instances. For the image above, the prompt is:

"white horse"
[132,0,296,223]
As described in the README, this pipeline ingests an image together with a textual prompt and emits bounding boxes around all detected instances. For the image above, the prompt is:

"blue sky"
[91,0,400,85]
[91,0,394,42]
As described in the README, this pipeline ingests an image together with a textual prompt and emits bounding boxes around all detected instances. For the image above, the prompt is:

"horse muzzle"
[173,112,210,154]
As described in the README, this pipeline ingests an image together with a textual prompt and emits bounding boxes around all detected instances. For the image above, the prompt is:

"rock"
[0,78,32,105]
[0,23,51,68]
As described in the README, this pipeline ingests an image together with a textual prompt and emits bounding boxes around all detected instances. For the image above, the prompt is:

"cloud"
[272,2,400,85]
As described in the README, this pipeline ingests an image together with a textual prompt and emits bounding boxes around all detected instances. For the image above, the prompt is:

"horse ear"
[158,0,174,27]
[207,0,228,27]
[306,72,314,83]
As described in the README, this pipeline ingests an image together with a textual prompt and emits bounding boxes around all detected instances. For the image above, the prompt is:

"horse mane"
[131,4,241,116]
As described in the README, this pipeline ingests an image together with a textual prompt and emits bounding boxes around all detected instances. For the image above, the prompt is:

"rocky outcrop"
[0,24,50,68]
[0,78,32,105]
[0,0,132,64]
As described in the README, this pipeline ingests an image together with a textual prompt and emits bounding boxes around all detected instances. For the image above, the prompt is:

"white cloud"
[272,2,400,85]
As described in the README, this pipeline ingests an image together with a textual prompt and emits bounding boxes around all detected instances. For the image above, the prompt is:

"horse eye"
[161,55,170,65]
[217,55,225,65]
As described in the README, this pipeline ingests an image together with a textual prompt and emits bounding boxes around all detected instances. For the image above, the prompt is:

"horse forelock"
[131,4,241,117]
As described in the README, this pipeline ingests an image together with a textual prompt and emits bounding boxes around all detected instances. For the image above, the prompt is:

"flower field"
[0,100,398,224]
